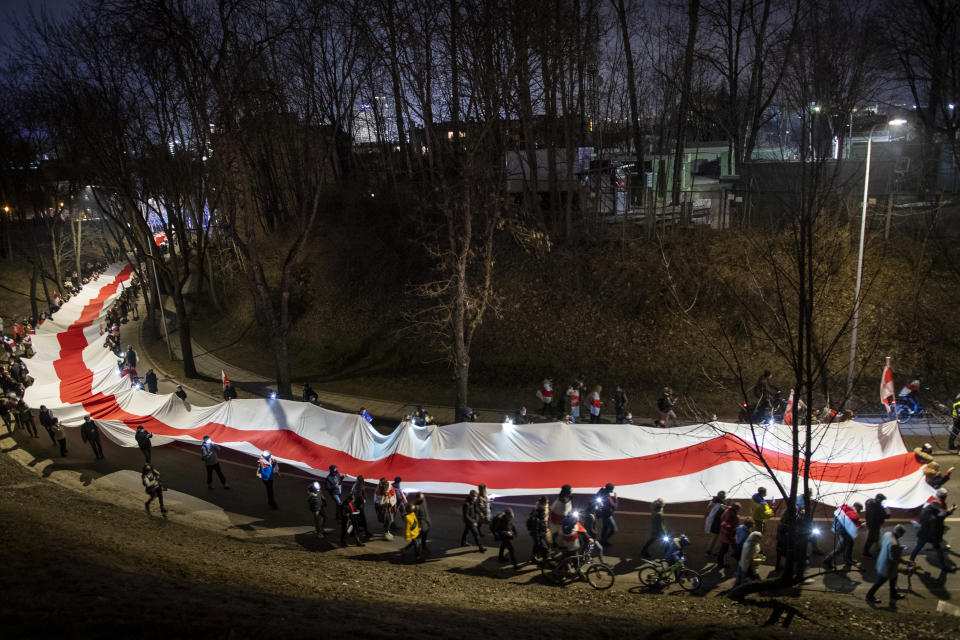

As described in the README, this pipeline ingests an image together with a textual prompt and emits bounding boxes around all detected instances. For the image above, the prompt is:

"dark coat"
[135,428,152,448]
[80,419,100,442]
[918,501,946,542]
[864,498,888,529]
[144,372,158,393]
[462,497,480,524]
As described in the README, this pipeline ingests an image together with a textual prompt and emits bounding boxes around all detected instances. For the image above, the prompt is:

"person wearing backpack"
[494,508,519,570]
[402,504,423,562]
[256,450,279,509]
[595,483,618,546]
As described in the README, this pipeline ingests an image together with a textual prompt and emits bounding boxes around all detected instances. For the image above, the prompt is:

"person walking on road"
[413,492,432,555]
[402,504,423,562]
[200,435,230,489]
[494,508,519,570]
[142,463,167,515]
[866,524,909,605]
[308,482,327,536]
[595,483,619,546]
[50,418,68,457]
[640,498,667,558]
[613,386,629,424]
[222,383,237,401]
[375,477,397,540]
[824,502,864,570]
[144,369,158,394]
[862,493,889,558]
[909,489,956,570]
[716,503,741,569]
[135,425,153,463]
[38,405,57,445]
[351,476,370,539]
[257,450,279,509]
[460,490,485,552]
[80,415,104,459]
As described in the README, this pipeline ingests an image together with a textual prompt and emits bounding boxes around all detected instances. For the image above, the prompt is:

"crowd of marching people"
[3,260,959,609]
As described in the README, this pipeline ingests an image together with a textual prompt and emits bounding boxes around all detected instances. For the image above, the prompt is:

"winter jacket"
[864,498,888,529]
[80,419,100,442]
[50,422,66,441]
[200,441,220,467]
[414,500,432,533]
[307,489,326,513]
[403,511,420,541]
[719,508,740,545]
[918,500,948,542]
[462,497,480,524]
[135,429,152,448]
[142,468,161,492]
[144,371,158,393]
[750,493,774,525]
[704,498,725,534]
[875,531,903,578]
[649,502,666,536]
[739,531,763,573]
[325,471,344,498]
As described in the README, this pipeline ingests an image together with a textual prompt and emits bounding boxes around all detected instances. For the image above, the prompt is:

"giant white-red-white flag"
[783,388,795,426]
[881,357,896,414]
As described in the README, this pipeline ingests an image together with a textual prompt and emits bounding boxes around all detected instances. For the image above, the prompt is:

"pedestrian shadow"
[913,567,952,600]
[447,558,528,580]
[292,531,338,552]
[746,598,809,629]
[821,568,863,594]
[39,460,101,487]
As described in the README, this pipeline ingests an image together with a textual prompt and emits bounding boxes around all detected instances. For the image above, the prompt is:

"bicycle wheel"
[677,568,702,592]
[585,563,615,590]
[638,565,661,586]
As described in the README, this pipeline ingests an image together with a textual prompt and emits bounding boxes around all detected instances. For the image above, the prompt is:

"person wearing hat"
[866,524,909,605]
[862,493,889,558]
[200,435,230,489]
[256,450,280,509]
[80,414,104,460]
[914,442,934,464]
[307,482,327,536]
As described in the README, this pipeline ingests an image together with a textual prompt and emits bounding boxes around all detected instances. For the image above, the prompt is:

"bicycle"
[540,542,615,590]
[893,398,949,425]
[637,557,702,592]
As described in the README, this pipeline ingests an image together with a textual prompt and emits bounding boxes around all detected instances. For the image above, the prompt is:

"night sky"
[0,0,75,61]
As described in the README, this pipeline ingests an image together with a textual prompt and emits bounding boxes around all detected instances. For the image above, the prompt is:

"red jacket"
[719,507,740,545]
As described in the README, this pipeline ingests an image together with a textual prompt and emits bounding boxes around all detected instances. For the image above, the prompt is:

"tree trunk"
[29,262,39,324]
[171,291,198,378]
[671,0,701,205]
[615,0,644,206]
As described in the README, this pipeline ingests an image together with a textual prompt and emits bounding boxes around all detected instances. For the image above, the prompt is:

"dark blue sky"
[1,0,76,61]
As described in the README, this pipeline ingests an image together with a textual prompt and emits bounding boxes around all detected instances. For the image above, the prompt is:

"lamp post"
[845,119,907,408]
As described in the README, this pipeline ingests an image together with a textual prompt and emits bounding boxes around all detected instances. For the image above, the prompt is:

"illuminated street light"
[845,119,906,407]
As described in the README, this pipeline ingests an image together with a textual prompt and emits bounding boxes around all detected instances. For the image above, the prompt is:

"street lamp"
[845,119,907,408]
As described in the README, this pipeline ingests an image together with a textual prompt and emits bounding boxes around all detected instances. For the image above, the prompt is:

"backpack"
[491,512,508,540]
[526,510,539,535]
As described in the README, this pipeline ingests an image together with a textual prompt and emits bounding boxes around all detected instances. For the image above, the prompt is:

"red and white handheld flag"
[221,370,230,390]
[880,357,896,414]
[784,389,795,426]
